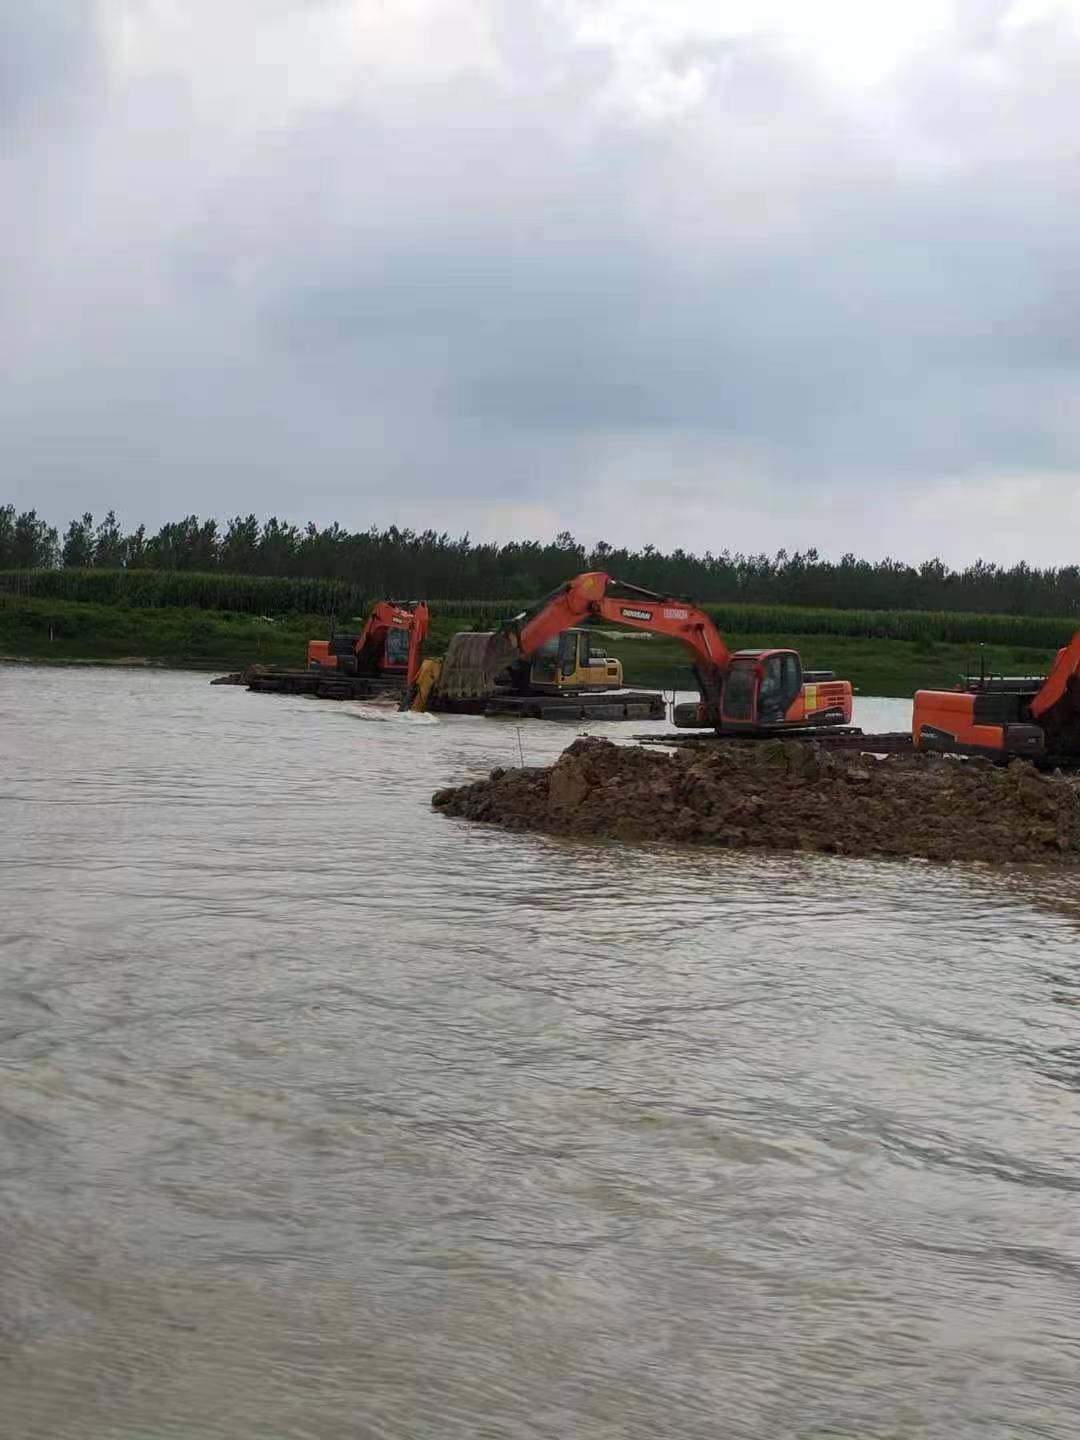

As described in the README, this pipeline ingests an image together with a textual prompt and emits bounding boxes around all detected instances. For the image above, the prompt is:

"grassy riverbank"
[0,599,472,671]
[0,595,1059,696]
[612,632,1054,696]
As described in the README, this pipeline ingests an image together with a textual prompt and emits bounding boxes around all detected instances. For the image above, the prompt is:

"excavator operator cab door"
[721,651,803,728]
[383,625,410,672]
[558,630,580,681]
[720,657,757,724]
[757,651,802,724]
[531,637,559,686]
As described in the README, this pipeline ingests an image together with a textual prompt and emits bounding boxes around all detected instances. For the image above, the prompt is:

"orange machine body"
[504,573,853,733]
[308,600,430,688]
[913,629,1080,761]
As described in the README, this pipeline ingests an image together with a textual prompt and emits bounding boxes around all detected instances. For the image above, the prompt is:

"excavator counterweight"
[913,629,1080,764]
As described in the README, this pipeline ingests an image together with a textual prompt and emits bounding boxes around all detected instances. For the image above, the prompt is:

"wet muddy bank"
[433,737,1080,865]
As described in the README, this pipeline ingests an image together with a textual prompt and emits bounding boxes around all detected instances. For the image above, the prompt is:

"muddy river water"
[4,667,1080,1438]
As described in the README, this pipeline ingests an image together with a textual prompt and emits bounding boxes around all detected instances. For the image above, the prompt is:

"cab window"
[758,655,784,708]
[385,627,410,667]
[723,663,755,721]
[533,636,559,682]
[758,652,801,717]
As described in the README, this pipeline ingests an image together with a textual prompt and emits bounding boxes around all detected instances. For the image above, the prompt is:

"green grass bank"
[0,595,1061,697]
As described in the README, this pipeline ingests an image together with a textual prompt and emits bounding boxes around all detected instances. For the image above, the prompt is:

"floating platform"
[636,727,916,757]
[214,667,407,701]
[214,669,665,722]
[480,691,666,723]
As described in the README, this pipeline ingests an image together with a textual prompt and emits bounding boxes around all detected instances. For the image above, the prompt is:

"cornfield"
[0,568,368,616]
[703,604,1075,650]
[0,568,1074,650]
[413,600,1077,649]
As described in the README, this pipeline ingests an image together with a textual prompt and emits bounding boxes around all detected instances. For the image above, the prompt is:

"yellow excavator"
[514,629,622,692]
[411,625,624,712]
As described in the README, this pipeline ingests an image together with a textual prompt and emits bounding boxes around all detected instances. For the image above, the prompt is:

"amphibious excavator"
[914,630,1080,764]
[413,571,853,732]
[410,614,664,721]
[307,600,429,687]
[240,600,430,701]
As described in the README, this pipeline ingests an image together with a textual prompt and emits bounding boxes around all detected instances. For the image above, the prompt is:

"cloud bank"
[5,0,1080,562]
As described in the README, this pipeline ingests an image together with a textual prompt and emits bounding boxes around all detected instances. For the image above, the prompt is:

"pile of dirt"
[432,738,1080,866]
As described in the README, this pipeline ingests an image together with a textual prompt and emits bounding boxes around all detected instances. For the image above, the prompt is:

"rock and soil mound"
[432,738,1080,866]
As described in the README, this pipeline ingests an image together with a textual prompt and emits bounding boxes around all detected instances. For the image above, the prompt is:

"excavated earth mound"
[432,738,1080,866]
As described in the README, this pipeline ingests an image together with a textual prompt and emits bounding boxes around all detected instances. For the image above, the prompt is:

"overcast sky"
[5,0,1080,564]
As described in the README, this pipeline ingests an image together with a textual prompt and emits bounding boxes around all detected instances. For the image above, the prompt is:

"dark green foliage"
[62,512,96,569]
[701,604,1077,650]
[0,507,59,569]
[0,566,367,615]
[0,569,1075,651]
[0,595,1058,697]
[94,511,126,568]
[613,632,1057,699]
[6,501,1080,619]
[0,598,315,669]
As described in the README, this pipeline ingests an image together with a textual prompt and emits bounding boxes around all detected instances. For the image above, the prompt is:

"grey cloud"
[0,0,101,123]
[6,1,1080,562]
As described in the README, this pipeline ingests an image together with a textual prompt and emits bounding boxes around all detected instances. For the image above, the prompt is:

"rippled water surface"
[4,667,1080,1439]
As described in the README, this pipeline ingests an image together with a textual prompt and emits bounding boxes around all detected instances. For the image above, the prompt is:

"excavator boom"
[435,572,731,701]
[516,573,731,689]
[1032,630,1080,721]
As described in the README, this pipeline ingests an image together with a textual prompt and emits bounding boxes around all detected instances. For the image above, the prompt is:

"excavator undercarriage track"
[485,692,666,722]
[245,671,406,701]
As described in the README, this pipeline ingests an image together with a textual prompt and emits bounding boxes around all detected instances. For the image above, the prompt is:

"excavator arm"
[433,571,731,702]
[406,603,430,688]
[510,572,731,700]
[1031,630,1080,720]
[1027,627,1080,752]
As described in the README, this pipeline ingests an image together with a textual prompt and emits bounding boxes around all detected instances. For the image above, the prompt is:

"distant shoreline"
[0,595,1057,698]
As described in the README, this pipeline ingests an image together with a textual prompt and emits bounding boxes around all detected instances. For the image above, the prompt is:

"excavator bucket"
[436,631,518,698]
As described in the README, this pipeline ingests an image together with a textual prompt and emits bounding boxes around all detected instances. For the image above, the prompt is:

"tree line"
[2,503,1078,617]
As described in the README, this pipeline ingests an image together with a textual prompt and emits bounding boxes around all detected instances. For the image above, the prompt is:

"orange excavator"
[914,631,1080,763]
[308,600,429,689]
[418,572,853,732]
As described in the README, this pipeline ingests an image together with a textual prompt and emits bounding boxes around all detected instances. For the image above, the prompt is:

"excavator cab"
[307,600,429,685]
[310,625,407,677]
[722,651,801,723]
[382,624,412,672]
[527,629,623,693]
[716,650,852,731]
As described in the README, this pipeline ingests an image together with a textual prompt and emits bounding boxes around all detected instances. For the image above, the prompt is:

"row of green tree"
[3,503,1078,617]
